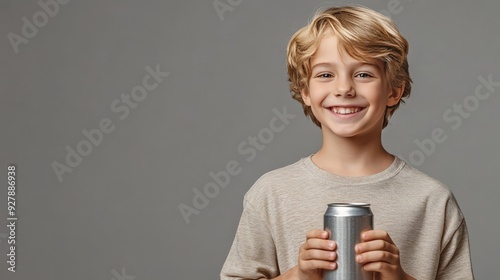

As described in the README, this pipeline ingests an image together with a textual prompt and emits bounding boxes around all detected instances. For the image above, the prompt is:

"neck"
[312,127,394,177]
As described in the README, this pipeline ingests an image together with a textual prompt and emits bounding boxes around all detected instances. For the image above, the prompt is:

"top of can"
[325,203,372,216]
[327,203,370,207]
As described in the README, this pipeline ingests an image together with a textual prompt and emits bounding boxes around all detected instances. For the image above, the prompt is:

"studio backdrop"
[1,0,499,279]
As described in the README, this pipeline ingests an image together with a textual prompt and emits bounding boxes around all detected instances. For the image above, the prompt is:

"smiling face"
[301,32,402,140]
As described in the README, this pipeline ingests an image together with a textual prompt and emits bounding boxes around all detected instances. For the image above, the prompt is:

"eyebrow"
[311,62,379,71]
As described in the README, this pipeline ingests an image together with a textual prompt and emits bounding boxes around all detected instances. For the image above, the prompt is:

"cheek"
[309,84,329,102]
[361,85,389,104]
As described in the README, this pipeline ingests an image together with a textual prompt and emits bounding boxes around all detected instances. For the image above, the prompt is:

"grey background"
[0,0,498,279]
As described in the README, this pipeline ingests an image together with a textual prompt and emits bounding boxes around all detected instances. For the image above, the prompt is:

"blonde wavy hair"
[286,5,412,128]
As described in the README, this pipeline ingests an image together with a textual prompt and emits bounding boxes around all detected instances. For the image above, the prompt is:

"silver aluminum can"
[323,203,373,280]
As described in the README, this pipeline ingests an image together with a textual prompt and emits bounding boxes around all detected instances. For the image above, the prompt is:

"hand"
[296,229,337,280]
[355,230,415,280]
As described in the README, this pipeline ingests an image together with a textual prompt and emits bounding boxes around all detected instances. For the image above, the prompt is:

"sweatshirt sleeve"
[437,207,474,279]
[220,195,279,280]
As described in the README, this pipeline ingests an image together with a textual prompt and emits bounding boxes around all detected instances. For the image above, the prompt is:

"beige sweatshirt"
[221,156,474,279]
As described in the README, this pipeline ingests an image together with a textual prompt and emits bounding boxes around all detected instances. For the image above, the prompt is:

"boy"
[221,5,473,280]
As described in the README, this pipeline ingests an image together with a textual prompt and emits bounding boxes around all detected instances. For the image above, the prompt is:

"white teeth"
[332,107,362,114]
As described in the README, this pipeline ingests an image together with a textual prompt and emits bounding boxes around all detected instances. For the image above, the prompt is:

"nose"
[333,75,355,97]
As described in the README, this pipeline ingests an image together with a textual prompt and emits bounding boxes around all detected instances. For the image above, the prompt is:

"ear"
[386,84,405,107]
[301,88,312,106]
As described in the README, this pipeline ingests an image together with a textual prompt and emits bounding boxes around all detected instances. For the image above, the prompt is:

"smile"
[330,107,365,115]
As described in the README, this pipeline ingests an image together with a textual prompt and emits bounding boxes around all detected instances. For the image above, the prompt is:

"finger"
[301,249,337,261]
[361,260,398,274]
[356,250,400,265]
[303,238,336,251]
[355,239,399,255]
[361,230,394,243]
[306,229,329,239]
[300,259,337,271]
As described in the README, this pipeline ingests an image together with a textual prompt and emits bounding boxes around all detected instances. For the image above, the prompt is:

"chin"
[322,126,361,138]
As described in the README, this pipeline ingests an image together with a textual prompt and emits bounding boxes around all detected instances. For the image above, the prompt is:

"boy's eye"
[355,72,373,78]
[317,73,333,78]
